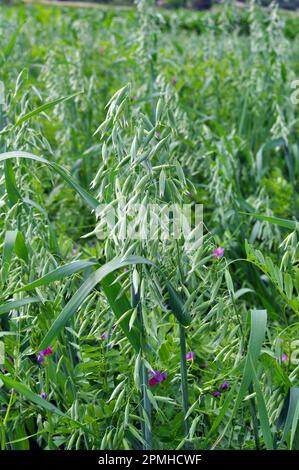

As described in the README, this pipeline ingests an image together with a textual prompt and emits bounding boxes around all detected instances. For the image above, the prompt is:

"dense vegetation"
[1,0,299,451]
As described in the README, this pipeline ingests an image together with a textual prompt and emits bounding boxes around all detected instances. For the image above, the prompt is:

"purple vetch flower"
[171,77,177,86]
[148,370,167,386]
[72,245,79,256]
[186,351,195,362]
[37,345,53,363]
[41,392,47,400]
[219,381,230,392]
[100,332,109,340]
[212,247,225,258]
[41,346,53,356]
[212,391,221,398]
[282,353,288,363]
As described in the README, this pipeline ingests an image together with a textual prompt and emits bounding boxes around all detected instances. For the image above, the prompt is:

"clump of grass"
[0,0,299,451]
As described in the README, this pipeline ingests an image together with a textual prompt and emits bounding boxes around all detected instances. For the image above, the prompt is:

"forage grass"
[0,0,299,451]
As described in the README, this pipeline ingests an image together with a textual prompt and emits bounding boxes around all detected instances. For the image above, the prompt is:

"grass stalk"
[248,383,260,450]
[179,324,189,439]
[132,269,152,450]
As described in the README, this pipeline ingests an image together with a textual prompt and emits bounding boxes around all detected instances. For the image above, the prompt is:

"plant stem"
[138,297,152,450]
[132,269,152,450]
[141,356,152,450]
[179,324,189,438]
[248,383,260,450]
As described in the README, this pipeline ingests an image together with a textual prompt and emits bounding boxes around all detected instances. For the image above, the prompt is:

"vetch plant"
[0,0,299,451]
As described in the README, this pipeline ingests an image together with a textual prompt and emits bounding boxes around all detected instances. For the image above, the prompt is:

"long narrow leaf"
[13,92,82,128]
[281,388,299,447]
[212,309,267,449]
[0,373,64,416]
[251,357,274,450]
[102,272,141,352]
[0,297,40,316]
[2,230,17,284]
[240,212,296,230]
[15,260,97,293]
[38,256,152,350]
[0,151,99,210]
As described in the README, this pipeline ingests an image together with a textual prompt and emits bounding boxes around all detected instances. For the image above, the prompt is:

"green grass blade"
[1,230,17,284]
[0,373,64,417]
[281,388,299,448]
[4,160,21,206]
[251,357,274,450]
[14,260,97,293]
[0,151,99,210]
[0,297,40,316]
[240,212,296,230]
[13,92,82,128]
[14,231,28,264]
[212,309,267,449]
[202,382,238,447]
[3,22,24,61]
[101,272,140,352]
[166,281,191,326]
[38,256,152,350]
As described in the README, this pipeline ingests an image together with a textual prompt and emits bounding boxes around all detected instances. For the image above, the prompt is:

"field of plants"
[1,0,299,452]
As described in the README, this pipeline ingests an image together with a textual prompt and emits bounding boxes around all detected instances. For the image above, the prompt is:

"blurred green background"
[2,1,299,11]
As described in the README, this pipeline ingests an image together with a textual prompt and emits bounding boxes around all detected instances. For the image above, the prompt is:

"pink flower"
[37,345,53,364]
[219,381,229,391]
[42,346,53,356]
[282,353,288,363]
[186,351,195,362]
[148,370,167,386]
[212,247,224,258]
